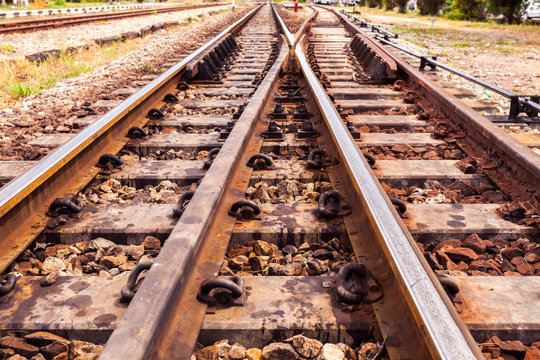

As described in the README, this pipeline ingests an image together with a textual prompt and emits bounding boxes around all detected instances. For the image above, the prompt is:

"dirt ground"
[275,3,313,33]
[349,7,540,97]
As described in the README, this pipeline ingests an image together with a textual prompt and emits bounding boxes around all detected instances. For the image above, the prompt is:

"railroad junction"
[0,2,538,359]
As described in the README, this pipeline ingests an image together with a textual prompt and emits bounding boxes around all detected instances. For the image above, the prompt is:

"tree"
[417,0,446,15]
[383,0,395,10]
[488,0,524,24]
[367,0,381,8]
[396,0,408,12]
[446,0,487,20]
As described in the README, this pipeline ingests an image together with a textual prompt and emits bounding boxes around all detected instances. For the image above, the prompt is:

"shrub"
[417,0,445,15]
[367,0,381,7]
[383,0,395,10]
[54,0,66,5]
[395,0,408,12]
[444,0,486,20]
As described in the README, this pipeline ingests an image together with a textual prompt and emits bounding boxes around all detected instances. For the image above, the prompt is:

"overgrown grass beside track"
[0,40,142,106]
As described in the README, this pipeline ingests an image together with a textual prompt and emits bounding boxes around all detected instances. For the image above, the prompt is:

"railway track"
[0,3,225,34]
[338,10,540,149]
[0,3,538,360]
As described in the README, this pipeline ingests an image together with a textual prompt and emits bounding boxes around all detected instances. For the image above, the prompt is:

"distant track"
[0,3,225,34]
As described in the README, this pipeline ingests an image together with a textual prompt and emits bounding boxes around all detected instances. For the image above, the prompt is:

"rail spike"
[197,276,245,307]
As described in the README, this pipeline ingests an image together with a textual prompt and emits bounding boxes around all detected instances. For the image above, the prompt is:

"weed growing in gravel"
[495,39,519,46]
[496,47,524,54]
[8,81,35,98]
[135,63,156,74]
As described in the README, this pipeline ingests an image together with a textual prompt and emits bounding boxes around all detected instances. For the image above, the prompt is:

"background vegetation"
[355,0,533,24]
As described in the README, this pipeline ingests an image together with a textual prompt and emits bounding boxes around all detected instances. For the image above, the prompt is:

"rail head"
[99,31,290,360]
[294,35,483,360]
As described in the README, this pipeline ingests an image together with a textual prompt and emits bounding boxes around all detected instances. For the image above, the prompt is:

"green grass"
[134,62,163,74]
[103,47,118,56]
[452,42,471,47]
[392,25,441,35]
[496,47,524,54]
[7,71,59,99]
[8,81,35,98]
[1,40,143,106]
[494,39,519,45]
[65,63,94,78]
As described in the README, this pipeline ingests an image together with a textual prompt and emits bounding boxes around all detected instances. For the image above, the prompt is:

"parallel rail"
[0,3,225,34]
[0,4,262,274]
[332,8,540,205]
[295,8,481,359]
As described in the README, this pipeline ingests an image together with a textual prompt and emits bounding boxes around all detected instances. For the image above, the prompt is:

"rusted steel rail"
[293,25,482,360]
[0,3,225,34]
[101,7,298,360]
[332,8,540,207]
[0,4,262,274]
[100,36,290,360]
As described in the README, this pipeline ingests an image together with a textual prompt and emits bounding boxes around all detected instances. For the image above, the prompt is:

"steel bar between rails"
[375,36,540,116]
[341,9,397,39]
[332,8,540,197]
[294,36,482,359]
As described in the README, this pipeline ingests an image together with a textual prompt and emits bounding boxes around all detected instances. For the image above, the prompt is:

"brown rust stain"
[68,280,91,292]
[93,313,118,327]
